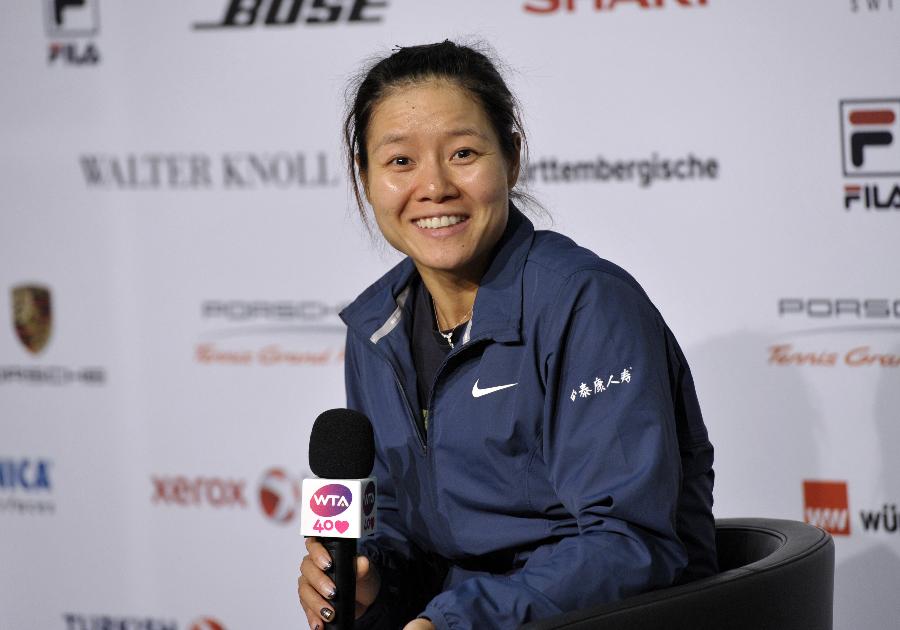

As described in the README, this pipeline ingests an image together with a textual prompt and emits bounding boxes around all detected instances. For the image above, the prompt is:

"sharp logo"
[193,0,389,29]
[803,480,850,536]
[525,0,708,14]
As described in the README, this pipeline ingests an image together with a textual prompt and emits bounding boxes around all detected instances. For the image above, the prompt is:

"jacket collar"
[340,204,535,347]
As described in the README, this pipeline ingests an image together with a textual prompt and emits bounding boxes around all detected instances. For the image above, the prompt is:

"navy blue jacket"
[340,208,716,629]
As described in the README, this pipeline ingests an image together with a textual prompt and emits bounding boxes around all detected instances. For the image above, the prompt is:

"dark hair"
[343,40,534,228]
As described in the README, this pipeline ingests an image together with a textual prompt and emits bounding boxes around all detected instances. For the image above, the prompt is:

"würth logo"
[803,480,851,536]
[841,99,900,177]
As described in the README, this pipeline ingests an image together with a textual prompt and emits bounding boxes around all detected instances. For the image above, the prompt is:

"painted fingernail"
[320,607,334,622]
[321,559,333,571]
[314,625,320,630]
[326,586,337,599]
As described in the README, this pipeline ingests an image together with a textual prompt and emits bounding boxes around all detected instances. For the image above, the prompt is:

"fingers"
[305,537,334,572]
[298,572,334,628]
[355,555,381,609]
[298,540,336,629]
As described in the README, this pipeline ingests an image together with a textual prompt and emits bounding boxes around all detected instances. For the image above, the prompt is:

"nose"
[416,158,459,203]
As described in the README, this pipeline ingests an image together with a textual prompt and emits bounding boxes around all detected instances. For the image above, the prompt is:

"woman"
[298,41,716,630]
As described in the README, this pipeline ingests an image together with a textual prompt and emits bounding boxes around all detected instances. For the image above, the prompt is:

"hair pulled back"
[343,40,530,227]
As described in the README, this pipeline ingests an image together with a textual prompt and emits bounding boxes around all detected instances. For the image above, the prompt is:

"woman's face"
[361,80,519,281]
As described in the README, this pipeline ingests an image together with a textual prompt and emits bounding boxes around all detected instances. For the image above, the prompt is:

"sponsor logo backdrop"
[1,1,897,627]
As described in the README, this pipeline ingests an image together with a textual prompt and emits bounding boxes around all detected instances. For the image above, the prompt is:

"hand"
[298,537,381,629]
[403,619,436,630]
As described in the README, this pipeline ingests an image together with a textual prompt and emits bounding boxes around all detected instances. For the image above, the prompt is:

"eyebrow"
[372,127,488,152]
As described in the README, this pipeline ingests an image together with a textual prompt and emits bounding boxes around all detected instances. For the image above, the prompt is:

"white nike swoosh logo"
[472,379,518,398]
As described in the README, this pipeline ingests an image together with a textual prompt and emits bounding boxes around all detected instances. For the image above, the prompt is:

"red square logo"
[803,480,850,536]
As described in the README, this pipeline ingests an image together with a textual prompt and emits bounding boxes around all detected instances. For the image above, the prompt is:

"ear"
[507,133,522,189]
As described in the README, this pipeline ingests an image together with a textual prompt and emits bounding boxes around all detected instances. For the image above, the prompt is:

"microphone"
[301,409,377,630]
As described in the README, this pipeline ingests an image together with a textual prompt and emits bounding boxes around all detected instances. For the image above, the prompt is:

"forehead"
[367,80,494,146]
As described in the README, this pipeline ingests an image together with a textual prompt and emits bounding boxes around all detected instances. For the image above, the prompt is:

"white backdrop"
[1,1,898,628]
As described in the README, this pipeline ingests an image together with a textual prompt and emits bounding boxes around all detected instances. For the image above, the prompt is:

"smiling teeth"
[416,216,465,229]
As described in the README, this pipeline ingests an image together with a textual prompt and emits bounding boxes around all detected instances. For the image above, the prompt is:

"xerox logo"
[841,99,900,211]
[259,468,301,524]
[525,0,708,14]
[310,483,352,517]
[193,0,388,29]
[151,476,248,508]
[803,480,850,536]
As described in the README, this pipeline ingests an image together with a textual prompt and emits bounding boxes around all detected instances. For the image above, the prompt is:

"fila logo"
[841,99,900,177]
[803,480,850,536]
[471,380,518,398]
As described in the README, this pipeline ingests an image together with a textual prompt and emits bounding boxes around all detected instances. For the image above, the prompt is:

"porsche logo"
[12,285,52,354]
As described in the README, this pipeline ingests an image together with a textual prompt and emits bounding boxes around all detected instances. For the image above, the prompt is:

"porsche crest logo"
[12,285,52,354]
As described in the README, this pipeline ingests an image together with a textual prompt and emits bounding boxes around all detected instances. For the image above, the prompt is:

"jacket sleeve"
[343,331,447,629]
[422,270,690,629]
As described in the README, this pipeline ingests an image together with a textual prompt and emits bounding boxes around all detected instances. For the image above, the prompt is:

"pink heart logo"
[335,520,349,534]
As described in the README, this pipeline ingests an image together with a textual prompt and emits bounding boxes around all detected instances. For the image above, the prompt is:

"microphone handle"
[322,537,357,630]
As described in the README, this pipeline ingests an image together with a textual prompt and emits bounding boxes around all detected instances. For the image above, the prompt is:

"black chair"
[522,518,834,630]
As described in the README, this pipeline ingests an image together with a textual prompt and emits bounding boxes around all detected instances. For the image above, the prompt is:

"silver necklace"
[432,297,473,349]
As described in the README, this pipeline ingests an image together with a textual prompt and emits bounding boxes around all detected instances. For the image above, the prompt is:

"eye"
[390,156,411,167]
[453,149,477,162]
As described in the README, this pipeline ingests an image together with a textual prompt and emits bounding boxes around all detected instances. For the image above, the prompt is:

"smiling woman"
[297,41,718,630]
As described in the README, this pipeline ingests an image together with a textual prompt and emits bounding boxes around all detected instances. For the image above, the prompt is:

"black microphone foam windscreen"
[308,409,375,479]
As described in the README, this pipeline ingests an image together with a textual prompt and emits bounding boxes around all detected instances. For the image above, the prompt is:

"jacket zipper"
[370,349,427,454]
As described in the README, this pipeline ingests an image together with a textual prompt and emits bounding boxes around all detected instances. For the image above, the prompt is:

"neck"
[418,266,481,331]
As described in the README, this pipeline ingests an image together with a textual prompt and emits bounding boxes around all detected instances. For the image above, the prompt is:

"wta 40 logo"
[310,483,352,517]
[841,98,900,211]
